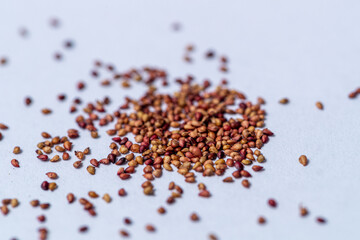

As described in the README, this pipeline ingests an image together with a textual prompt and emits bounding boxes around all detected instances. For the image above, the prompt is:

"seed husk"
[299,155,308,166]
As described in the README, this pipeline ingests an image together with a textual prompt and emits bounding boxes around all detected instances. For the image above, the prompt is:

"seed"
[300,206,308,216]
[67,193,75,203]
[37,154,48,161]
[11,159,20,168]
[316,217,326,224]
[62,152,70,160]
[41,181,49,190]
[168,181,175,190]
[46,172,58,179]
[0,123,8,130]
[50,155,60,162]
[1,205,9,215]
[145,224,156,232]
[41,132,51,138]
[30,200,40,207]
[37,215,46,223]
[240,170,252,178]
[199,190,211,198]
[83,147,90,155]
[198,183,206,190]
[268,199,277,208]
[252,165,263,172]
[157,207,166,214]
[119,230,129,237]
[40,203,50,209]
[143,186,154,195]
[75,151,84,160]
[119,173,131,180]
[73,161,82,169]
[25,97,32,106]
[13,146,21,154]
[103,193,111,203]
[64,141,72,151]
[209,234,218,240]
[41,108,52,115]
[299,155,308,166]
[279,98,289,104]
[49,182,57,191]
[315,101,324,110]
[258,216,266,224]
[88,191,99,198]
[87,166,96,175]
[10,198,19,208]
[79,226,88,233]
[190,213,200,221]
[223,177,233,182]
[118,188,127,197]
[242,179,250,188]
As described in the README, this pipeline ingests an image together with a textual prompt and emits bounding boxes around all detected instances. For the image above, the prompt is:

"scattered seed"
[79,226,88,233]
[87,165,96,175]
[299,155,308,166]
[316,217,326,224]
[67,193,75,203]
[145,224,156,232]
[258,216,266,225]
[241,179,250,188]
[102,193,111,203]
[315,101,324,110]
[190,213,200,222]
[157,207,166,215]
[268,199,277,208]
[118,188,127,197]
[300,206,308,217]
[279,98,289,104]
[11,159,20,168]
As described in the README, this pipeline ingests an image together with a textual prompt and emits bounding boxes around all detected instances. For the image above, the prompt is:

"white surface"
[1,0,360,239]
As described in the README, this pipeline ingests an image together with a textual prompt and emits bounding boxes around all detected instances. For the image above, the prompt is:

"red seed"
[199,190,211,198]
[41,181,49,190]
[79,226,88,233]
[37,215,46,222]
[145,224,156,232]
[258,216,266,225]
[268,199,277,208]
[316,217,326,224]
[252,165,263,172]
[37,155,48,161]
[118,188,127,196]
[11,159,20,168]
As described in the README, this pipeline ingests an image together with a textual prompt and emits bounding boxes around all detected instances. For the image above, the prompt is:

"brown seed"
[13,146,21,154]
[119,230,129,237]
[0,123,8,130]
[64,141,72,151]
[190,213,200,221]
[46,172,58,179]
[299,155,308,166]
[223,177,233,182]
[40,203,50,210]
[11,159,20,168]
[67,193,75,203]
[73,161,82,169]
[2,199,11,205]
[300,206,308,217]
[30,199,40,207]
[88,191,99,198]
[49,182,57,191]
[157,207,166,214]
[118,188,127,197]
[168,181,175,190]
[242,179,250,188]
[103,193,112,203]
[279,98,289,104]
[41,132,51,138]
[62,152,70,160]
[119,173,131,180]
[143,186,154,195]
[198,183,206,190]
[252,165,263,172]
[258,216,266,224]
[1,205,9,215]
[87,166,96,175]
[268,199,277,208]
[41,108,52,115]
[209,234,218,240]
[199,190,211,198]
[37,215,46,223]
[37,154,48,161]
[315,101,324,110]
[10,198,19,208]
[145,224,156,232]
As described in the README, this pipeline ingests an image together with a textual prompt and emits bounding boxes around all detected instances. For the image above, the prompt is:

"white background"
[1,0,360,239]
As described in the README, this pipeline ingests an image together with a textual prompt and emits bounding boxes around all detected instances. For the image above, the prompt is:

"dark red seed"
[37,155,48,161]
[124,218,132,225]
[316,217,326,224]
[79,226,88,233]
[41,181,49,190]
[268,199,277,208]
